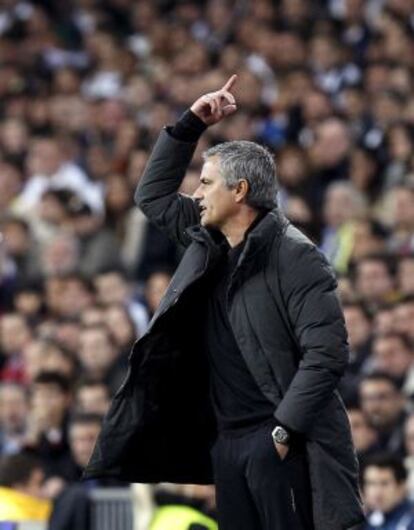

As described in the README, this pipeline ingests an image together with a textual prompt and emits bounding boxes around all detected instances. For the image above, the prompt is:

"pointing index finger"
[222,74,237,93]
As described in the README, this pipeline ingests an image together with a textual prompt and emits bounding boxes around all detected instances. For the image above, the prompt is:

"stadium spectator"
[347,405,380,463]
[0,383,28,456]
[78,324,126,394]
[24,371,73,481]
[0,312,33,383]
[359,372,408,456]
[0,452,51,523]
[339,301,373,402]
[75,379,111,416]
[93,268,149,336]
[397,255,414,296]
[393,296,414,342]
[49,413,124,530]
[361,452,414,530]
[351,254,396,309]
[369,333,414,395]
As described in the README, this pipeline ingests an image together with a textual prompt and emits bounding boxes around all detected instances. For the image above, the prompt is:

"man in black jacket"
[85,76,364,530]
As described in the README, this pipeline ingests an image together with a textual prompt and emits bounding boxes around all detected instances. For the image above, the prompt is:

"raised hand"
[190,74,238,126]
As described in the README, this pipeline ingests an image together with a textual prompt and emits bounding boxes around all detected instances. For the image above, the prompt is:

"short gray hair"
[203,140,278,210]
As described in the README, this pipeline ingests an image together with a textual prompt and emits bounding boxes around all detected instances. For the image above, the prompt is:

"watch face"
[273,426,289,444]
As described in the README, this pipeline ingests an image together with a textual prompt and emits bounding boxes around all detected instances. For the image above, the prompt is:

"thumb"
[222,104,237,116]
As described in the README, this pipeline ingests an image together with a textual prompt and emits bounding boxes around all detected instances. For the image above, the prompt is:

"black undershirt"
[172,110,278,433]
[205,231,274,433]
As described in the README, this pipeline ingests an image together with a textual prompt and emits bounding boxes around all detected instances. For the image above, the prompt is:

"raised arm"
[134,75,237,248]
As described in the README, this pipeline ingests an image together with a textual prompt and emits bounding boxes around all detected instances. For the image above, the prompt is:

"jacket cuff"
[170,109,207,142]
[273,415,301,443]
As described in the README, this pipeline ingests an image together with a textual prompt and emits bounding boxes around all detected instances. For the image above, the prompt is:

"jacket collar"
[186,207,289,273]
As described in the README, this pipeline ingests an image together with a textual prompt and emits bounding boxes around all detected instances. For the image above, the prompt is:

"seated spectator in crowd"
[387,185,414,255]
[40,341,79,381]
[0,312,33,383]
[339,301,373,402]
[361,453,414,530]
[78,324,126,394]
[66,197,123,278]
[12,282,44,326]
[368,333,414,396]
[320,181,367,273]
[49,413,123,530]
[373,304,396,335]
[1,217,42,282]
[93,268,148,337]
[35,188,75,243]
[53,317,82,356]
[359,373,408,457]
[80,304,106,327]
[75,378,110,416]
[22,338,78,383]
[351,254,397,311]
[0,383,28,455]
[0,452,51,523]
[393,296,414,343]
[40,231,80,277]
[397,255,414,296]
[104,303,137,357]
[347,405,380,464]
[144,268,173,318]
[67,412,102,480]
[350,219,389,264]
[42,273,95,322]
[0,160,23,214]
[25,371,74,481]
[16,136,103,214]
[22,338,53,384]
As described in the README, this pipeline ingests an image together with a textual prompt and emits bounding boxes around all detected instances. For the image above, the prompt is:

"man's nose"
[193,186,203,201]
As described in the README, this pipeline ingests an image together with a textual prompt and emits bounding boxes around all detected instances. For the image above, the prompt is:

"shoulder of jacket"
[277,223,316,257]
[277,224,334,275]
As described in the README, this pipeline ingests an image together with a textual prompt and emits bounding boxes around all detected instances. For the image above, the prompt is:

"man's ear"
[234,179,249,203]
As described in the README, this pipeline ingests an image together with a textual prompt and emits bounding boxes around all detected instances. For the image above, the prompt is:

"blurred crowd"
[1,0,414,528]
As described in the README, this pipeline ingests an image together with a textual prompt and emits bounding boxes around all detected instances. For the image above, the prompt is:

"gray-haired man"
[85,76,363,530]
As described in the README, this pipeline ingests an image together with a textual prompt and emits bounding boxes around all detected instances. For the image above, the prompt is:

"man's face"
[373,336,412,378]
[193,156,239,230]
[343,307,371,350]
[360,380,403,430]
[398,259,414,295]
[79,329,115,376]
[363,466,406,514]
[0,385,27,433]
[347,409,377,453]
[145,272,171,313]
[69,422,101,468]
[22,468,46,499]
[356,261,393,302]
[77,385,110,415]
[31,383,69,426]
[393,303,414,340]
[0,314,31,355]
[94,273,127,306]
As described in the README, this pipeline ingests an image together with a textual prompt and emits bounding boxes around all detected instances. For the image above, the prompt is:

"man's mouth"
[199,205,207,216]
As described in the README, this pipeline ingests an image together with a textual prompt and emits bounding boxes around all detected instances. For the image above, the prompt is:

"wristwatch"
[272,425,290,445]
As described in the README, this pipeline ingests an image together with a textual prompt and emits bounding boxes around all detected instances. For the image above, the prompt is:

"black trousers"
[211,421,314,530]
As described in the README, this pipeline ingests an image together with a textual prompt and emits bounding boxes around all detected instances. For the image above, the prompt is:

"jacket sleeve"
[274,238,349,434]
[134,127,200,248]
